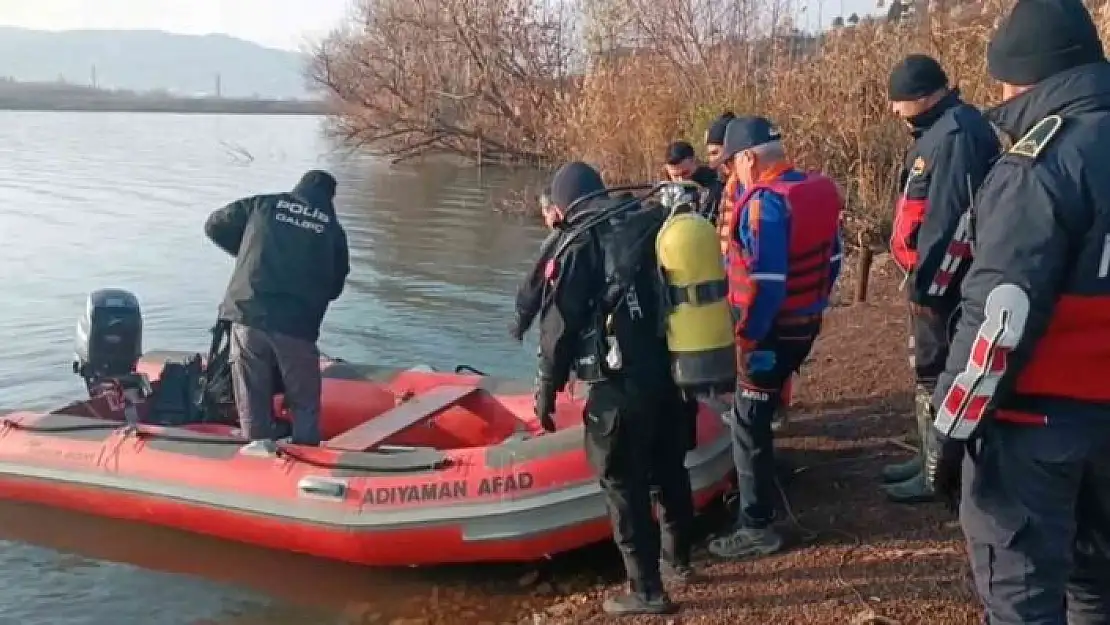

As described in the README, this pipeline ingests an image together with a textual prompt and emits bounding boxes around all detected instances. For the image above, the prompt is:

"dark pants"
[909,302,959,393]
[229,323,322,445]
[730,328,817,529]
[961,420,1110,624]
[583,378,696,591]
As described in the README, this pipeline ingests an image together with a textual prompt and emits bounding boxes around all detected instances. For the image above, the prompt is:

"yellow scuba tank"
[655,210,737,394]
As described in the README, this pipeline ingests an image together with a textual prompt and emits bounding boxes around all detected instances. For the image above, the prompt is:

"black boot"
[602,580,677,616]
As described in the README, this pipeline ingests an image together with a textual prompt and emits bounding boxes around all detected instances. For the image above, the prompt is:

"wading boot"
[602,580,677,616]
[883,387,937,504]
[881,455,923,484]
[879,387,928,483]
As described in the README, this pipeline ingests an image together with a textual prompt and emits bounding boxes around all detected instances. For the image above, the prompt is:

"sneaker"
[708,527,784,559]
[601,589,677,616]
[239,439,279,457]
[660,560,703,586]
[771,405,790,432]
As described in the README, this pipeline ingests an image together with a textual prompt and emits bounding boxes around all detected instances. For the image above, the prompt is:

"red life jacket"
[725,172,842,322]
[891,158,928,271]
[716,177,742,257]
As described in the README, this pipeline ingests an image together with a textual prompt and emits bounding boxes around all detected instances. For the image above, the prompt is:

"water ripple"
[0,111,549,625]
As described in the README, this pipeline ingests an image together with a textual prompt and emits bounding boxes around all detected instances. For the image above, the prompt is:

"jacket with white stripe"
[890,90,1001,309]
[934,63,1110,438]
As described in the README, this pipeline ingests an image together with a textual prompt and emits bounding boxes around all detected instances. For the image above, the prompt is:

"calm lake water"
[0,111,555,624]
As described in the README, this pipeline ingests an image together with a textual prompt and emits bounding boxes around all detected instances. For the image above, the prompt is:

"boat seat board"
[323,383,481,452]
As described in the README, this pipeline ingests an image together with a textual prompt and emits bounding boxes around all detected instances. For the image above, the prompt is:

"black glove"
[509,316,525,342]
[533,375,558,433]
[929,426,965,512]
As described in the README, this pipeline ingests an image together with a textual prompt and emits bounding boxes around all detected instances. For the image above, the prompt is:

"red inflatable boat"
[0,353,734,567]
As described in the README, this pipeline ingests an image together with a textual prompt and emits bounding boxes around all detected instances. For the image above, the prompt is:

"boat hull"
[0,357,735,566]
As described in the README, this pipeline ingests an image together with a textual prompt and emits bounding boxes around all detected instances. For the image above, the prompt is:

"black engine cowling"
[74,288,143,383]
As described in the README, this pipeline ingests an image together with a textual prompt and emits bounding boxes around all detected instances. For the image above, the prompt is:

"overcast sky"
[0,0,883,51]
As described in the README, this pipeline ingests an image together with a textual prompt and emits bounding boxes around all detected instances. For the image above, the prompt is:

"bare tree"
[308,0,577,164]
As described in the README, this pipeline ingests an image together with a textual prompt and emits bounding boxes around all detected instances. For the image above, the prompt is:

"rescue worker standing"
[707,117,844,559]
[204,170,350,450]
[704,111,736,172]
[931,2,1110,622]
[882,55,1001,503]
[532,161,696,615]
[662,141,724,223]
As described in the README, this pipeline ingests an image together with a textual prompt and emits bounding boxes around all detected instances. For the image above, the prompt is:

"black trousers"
[229,323,321,445]
[583,377,696,591]
[962,420,1110,625]
[909,301,960,393]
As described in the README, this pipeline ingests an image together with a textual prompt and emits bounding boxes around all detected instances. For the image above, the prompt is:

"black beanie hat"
[988,0,1105,86]
[293,170,337,199]
[549,161,605,212]
[705,111,736,146]
[888,54,949,102]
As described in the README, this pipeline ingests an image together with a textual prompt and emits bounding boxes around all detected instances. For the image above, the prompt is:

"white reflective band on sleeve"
[750,273,787,281]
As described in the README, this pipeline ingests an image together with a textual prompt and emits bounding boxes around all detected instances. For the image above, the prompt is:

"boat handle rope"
[454,364,487,375]
[0,417,449,473]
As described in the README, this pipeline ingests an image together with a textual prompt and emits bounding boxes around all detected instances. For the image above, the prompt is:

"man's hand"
[928,426,965,512]
[533,375,558,433]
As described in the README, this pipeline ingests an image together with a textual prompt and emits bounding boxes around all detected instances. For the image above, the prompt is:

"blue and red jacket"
[934,62,1110,437]
[890,90,1000,309]
[724,164,844,346]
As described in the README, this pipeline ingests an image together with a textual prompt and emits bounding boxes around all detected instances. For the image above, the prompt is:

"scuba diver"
[204,170,350,450]
[531,161,736,615]
[509,186,562,342]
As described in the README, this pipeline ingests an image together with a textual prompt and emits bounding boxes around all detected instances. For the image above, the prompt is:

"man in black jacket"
[205,170,350,449]
[704,111,735,172]
[882,54,1001,503]
[662,140,724,224]
[532,162,695,616]
[930,2,1110,622]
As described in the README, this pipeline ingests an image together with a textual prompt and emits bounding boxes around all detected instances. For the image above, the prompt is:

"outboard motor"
[73,288,149,422]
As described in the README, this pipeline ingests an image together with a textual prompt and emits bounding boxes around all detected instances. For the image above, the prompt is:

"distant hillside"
[0,27,313,99]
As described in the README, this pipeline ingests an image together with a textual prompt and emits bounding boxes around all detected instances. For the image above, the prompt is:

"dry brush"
[310,0,1110,247]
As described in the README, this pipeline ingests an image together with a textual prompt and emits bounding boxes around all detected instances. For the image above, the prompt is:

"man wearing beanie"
[529,161,696,616]
[704,111,736,168]
[929,1,1110,622]
[881,53,1001,504]
[205,170,350,449]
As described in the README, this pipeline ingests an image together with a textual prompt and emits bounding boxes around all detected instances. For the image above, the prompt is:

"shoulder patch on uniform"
[1009,115,1064,160]
[910,156,926,177]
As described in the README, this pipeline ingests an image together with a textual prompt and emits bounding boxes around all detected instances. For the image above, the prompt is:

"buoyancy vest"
[717,176,742,258]
[891,155,928,271]
[725,172,842,320]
